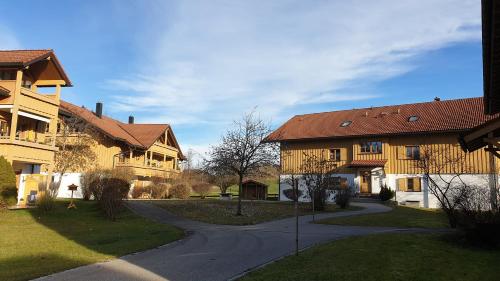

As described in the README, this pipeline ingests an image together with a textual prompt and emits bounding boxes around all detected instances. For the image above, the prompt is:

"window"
[405,145,420,159]
[408,115,419,122]
[360,141,382,153]
[0,70,14,80]
[397,177,421,192]
[0,120,8,136]
[329,148,341,161]
[340,120,352,127]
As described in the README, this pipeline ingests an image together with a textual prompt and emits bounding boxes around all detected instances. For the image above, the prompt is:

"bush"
[152,183,170,199]
[100,178,130,221]
[37,192,56,212]
[379,185,395,201]
[283,188,303,201]
[335,187,352,209]
[170,183,191,199]
[191,182,211,199]
[131,185,147,199]
[0,156,17,206]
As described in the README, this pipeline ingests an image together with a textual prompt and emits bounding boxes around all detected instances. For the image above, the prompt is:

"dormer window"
[408,115,419,122]
[340,120,352,127]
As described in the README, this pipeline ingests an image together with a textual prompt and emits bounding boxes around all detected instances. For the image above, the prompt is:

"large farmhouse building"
[56,101,185,198]
[266,97,500,208]
[0,50,72,205]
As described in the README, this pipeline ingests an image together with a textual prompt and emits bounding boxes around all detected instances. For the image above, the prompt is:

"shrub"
[151,183,170,199]
[37,192,56,212]
[283,188,303,201]
[100,178,130,221]
[379,184,395,201]
[191,182,211,199]
[131,185,146,199]
[170,183,191,199]
[0,156,17,206]
[335,187,352,209]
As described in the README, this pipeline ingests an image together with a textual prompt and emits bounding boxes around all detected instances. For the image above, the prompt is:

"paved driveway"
[36,201,414,281]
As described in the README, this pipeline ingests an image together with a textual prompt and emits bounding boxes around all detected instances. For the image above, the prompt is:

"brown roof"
[265,97,500,142]
[348,160,387,168]
[242,179,268,187]
[120,124,170,148]
[59,100,184,159]
[0,49,72,86]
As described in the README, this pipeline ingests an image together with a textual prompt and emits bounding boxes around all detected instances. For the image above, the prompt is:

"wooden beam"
[33,80,66,86]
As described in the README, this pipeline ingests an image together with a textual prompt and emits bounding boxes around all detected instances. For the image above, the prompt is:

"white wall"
[53,173,84,199]
[16,164,41,203]
[279,174,356,203]
[280,173,494,208]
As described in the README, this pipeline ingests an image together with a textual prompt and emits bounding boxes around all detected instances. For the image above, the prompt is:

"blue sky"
[0,0,483,157]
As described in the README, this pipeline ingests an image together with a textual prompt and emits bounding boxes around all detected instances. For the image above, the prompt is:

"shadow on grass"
[0,200,183,281]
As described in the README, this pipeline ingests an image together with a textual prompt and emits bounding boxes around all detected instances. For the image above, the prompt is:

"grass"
[0,200,183,281]
[153,199,362,225]
[227,178,279,195]
[317,205,449,228]
[190,178,280,198]
[240,233,500,281]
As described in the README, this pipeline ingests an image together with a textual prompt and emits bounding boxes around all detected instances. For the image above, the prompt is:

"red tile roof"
[59,100,184,159]
[348,160,387,167]
[265,97,500,142]
[0,49,72,86]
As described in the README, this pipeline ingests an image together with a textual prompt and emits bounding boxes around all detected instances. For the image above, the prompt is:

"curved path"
[35,202,422,281]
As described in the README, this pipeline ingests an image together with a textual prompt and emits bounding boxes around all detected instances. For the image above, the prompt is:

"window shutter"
[414,178,421,192]
[340,148,347,161]
[397,178,406,191]
[397,146,406,159]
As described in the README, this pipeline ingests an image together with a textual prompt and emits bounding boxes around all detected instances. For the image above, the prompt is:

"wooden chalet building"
[266,97,500,208]
[56,101,184,198]
[0,49,71,205]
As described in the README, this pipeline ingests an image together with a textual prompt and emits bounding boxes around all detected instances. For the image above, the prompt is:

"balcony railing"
[116,158,180,171]
[0,130,55,146]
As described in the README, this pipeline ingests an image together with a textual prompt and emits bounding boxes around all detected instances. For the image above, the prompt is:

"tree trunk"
[236,175,243,216]
[294,178,299,256]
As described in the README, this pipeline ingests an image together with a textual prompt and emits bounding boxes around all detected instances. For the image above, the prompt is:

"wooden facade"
[281,133,495,175]
[0,50,71,205]
[57,101,184,182]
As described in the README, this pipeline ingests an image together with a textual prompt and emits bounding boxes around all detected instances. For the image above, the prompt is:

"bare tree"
[206,111,278,215]
[204,162,238,194]
[301,152,337,212]
[53,115,97,197]
[415,145,473,228]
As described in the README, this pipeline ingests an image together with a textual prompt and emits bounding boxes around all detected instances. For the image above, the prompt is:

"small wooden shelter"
[241,180,268,200]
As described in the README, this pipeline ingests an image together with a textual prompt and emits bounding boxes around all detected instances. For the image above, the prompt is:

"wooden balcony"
[115,158,180,178]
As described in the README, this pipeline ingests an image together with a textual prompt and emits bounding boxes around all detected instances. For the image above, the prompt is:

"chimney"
[128,116,134,124]
[95,102,103,118]
[434,97,441,102]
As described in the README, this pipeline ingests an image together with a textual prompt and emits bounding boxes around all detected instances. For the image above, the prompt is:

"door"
[360,171,372,193]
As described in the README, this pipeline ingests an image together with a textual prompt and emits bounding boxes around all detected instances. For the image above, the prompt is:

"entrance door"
[360,171,372,193]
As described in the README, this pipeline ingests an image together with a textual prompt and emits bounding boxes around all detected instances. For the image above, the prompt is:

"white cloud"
[106,0,480,128]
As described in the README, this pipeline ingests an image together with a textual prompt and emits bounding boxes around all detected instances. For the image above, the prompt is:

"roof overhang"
[482,0,500,114]
[0,50,72,87]
[460,115,500,152]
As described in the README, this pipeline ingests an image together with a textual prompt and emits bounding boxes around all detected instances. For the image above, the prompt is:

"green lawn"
[240,233,500,281]
[317,205,449,228]
[227,178,279,195]
[190,178,280,198]
[0,200,183,281]
[153,199,362,225]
